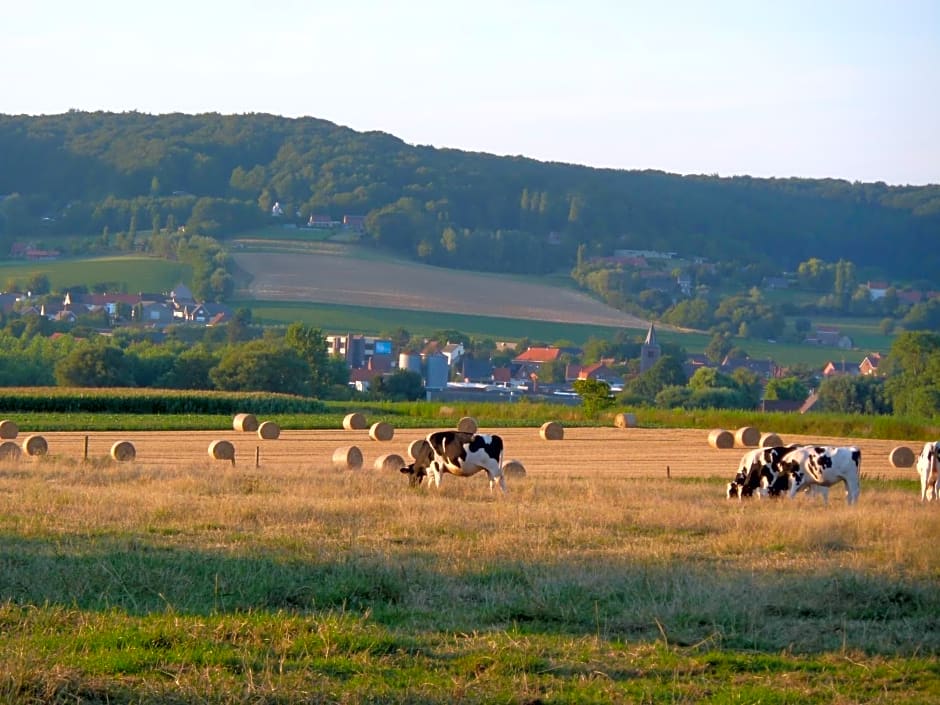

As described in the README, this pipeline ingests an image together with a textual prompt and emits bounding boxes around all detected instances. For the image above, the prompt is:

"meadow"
[0,256,191,294]
[1,425,938,703]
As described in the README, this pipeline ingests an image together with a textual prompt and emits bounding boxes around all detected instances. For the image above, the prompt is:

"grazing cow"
[726,445,800,499]
[915,441,940,502]
[400,430,506,494]
[773,446,862,505]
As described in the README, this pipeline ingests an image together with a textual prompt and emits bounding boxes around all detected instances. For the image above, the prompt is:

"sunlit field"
[1,427,938,703]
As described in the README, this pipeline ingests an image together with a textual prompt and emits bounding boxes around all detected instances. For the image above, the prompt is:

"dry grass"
[1,427,938,701]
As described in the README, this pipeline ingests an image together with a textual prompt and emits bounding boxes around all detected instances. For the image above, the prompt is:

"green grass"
[241,299,646,343]
[0,256,191,293]
[1,471,938,703]
[0,249,896,368]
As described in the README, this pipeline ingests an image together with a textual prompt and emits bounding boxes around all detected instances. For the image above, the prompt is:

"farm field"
[2,426,938,701]
[24,426,923,481]
[232,250,653,329]
[0,256,190,293]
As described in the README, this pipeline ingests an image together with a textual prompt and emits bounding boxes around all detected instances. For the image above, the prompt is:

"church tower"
[640,322,661,373]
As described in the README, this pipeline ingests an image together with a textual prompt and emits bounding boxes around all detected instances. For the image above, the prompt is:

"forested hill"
[1,111,938,278]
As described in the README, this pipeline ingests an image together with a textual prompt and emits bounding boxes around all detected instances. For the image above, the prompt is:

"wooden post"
[666,465,671,479]
[255,446,260,468]
[83,435,89,462]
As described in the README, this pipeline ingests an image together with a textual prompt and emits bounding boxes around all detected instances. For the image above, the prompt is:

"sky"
[2,0,938,185]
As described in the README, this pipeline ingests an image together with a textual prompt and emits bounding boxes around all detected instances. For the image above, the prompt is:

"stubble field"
[18,426,925,481]
[1,426,939,703]
[232,249,652,328]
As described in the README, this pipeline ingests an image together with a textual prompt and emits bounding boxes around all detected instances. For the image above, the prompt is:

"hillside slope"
[2,111,939,279]
[233,249,652,329]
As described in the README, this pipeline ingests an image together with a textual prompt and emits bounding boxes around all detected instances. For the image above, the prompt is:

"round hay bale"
[502,459,526,477]
[707,429,734,449]
[333,446,363,470]
[0,440,22,461]
[374,453,406,472]
[614,412,638,428]
[734,426,760,447]
[408,438,430,461]
[342,412,368,430]
[369,421,394,442]
[759,432,783,448]
[257,421,280,440]
[208,440,236,464]
[110,441,136,462]
[457,416,478,433]
[539,421,564,441]
[0,419,18,439]
[21,434,48,457]
[233,413,259,433]
[889,446,916,469]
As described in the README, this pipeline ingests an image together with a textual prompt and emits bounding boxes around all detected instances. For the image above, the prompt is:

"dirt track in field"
[30,428,914,483]
[232,251,652,329]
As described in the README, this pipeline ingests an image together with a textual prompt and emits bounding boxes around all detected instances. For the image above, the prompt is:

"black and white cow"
[726,445,800,499]
[400,430,506,494]
[915,441,939,502]
[772,445,862,505]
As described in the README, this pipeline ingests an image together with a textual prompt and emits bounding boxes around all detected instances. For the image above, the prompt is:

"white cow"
[915,441,940,502]
[774,445,862,505]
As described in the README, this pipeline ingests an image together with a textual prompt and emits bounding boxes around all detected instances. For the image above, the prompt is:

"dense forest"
[1,111,938,279]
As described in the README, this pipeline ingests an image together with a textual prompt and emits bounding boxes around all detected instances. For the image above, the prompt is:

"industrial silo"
[423,352,449,390]
[399,352,422,374]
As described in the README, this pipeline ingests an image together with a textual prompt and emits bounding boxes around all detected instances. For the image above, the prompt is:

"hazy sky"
[2,1,938,185]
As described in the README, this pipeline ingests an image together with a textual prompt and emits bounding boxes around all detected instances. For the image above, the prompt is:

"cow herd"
[727,440,940,505]
[725,444,862,504]
[397,428,940,505]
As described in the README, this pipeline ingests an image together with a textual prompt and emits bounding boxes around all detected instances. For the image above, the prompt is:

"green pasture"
[240,299,649,344]
[0,256,190,294]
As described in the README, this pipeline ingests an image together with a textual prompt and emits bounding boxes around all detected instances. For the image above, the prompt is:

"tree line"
[1,111,938,282]
[0,298,938,418]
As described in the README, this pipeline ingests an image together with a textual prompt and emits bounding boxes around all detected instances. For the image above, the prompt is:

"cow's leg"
[845,478,859,505]
[427,461,442,489]
[488,471,507,494]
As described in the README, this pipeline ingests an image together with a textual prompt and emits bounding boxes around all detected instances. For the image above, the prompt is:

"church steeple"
[640,321,661,373]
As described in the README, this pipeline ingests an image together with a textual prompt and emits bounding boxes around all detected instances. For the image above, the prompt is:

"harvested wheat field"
[233,250,652,328]
[22,427,917,484]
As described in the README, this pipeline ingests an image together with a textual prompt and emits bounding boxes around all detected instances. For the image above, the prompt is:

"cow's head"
[400,439,433,487]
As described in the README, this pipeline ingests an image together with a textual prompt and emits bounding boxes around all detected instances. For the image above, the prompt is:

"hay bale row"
[457,416,478,433]
[889,446,915,468]
[408,438,429,461]
[333,445,363,470]
[110,441,136,462]
[343,412,368,430]
[369,422,394,442]
[539,421,564,441]
[734,426,760,448]
[374,453,406,472]
[759,432,783,448]
[614,412,637,429]
[0,440,21,460]
[22,434,48,456]
[0,419,18,439]
[233,413,259,433]
[209,440,236,465]
[707,429,734,449]
[257,421,280,440]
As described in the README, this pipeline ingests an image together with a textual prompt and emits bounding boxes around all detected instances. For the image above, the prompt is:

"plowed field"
[232,250,652,328]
